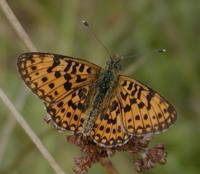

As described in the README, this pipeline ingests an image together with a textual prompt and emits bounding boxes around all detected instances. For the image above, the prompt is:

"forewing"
[17,52,101,103]
[117,75,177,135]
[17,52,101,131]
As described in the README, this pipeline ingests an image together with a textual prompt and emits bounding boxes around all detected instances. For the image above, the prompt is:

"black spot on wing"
[64,74,71,80]
[49,83,55,89]
[130,98,137,104]
[131,84,138,96]
[42,77,48,82]
[137,86,144,99]
[76,75,87,83]
[111,100,118,111]
[146,92,154,110]
[86,67,92,73]
[135,115,140,120]
[47,55,61,73]
[120,92,128,101]
[138,102,145,108]
[100,114,109,120]
[64,82,72,91]
[64,60,72,72]
[79,64,85,72]
[31,66,37,70]
[55,71,61,78]
[107,118,117,124]
[144,114,148,120]
[121,81,127,87]
[71,62,79,74]
[124,105,131,112]
[127,82,133,90]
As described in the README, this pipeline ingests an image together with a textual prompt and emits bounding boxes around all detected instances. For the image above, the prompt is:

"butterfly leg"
[43,114,65,132]
[43,114,52,124]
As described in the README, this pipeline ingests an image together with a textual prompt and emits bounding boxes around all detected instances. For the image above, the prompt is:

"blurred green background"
[0,0,200,174]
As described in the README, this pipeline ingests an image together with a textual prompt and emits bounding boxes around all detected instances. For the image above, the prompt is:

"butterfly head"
[106,54,122,72]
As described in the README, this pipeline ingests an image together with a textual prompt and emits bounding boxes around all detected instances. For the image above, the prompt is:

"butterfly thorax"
[82,55,122,135]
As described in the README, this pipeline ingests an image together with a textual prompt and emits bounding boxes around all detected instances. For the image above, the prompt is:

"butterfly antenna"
[122,48,167,60]
[82,20,112,58]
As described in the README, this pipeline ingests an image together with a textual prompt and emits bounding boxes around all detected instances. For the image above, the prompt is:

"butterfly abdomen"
[82,69,117,135]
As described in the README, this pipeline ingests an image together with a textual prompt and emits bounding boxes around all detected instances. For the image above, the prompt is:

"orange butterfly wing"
[90,74,177,148]
[17,52,101,131]
[90,92,132,147]
[117,75,177,135]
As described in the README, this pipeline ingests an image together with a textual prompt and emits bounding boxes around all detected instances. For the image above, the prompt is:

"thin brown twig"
[0,1,67,174]
[0,89,27,164]
[0,117,16,163]
[3,128,53,173]
[0,88,66,174]
[0,0,36,167]
[99,158,120,174]
[0,1,66,173]
[0,0,37,51]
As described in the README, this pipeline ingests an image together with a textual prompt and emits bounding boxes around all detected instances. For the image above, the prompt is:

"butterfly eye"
[114,61,121,71]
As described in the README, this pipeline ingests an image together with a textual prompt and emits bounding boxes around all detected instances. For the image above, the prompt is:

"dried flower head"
[67,134,167,174]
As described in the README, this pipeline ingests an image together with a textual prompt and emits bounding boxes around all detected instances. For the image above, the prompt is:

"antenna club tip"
[158,48,167,53]
[82,20,89,27]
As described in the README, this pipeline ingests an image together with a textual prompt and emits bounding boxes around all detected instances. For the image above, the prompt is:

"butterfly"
[17,52,177,148]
